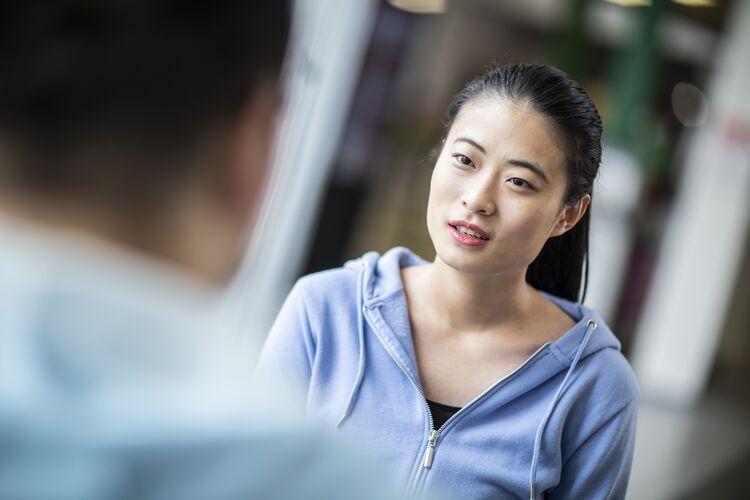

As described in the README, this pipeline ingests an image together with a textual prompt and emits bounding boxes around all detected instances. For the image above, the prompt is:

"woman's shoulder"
[293,266,360,305]
[293,246,425,304]
[593,346,639,398]
[542,312,639,408]
[569,341,640,414]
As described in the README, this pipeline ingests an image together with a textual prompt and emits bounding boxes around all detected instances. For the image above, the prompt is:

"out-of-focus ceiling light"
[388,0,447,14]
[672,82,709,127]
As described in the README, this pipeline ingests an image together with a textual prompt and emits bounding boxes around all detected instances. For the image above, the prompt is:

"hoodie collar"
[345,246,621,368]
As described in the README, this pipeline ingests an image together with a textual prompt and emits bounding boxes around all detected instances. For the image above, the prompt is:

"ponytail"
[526,208,590,302]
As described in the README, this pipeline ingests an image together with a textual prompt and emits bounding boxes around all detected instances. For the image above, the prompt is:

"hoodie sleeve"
[547,398,638,500]
[256,280,316,397]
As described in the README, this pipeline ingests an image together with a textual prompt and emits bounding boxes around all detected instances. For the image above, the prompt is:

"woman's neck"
[416,256,536,333]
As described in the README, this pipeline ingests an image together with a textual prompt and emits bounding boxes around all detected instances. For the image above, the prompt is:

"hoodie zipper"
[413,341,552,492]
[363,305,552,493]
[362,306,437,490]
[422,429,440,467]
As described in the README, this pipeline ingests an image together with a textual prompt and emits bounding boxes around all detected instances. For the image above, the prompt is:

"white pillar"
[224,0,379,350]
[630,0,750,407]
[585,146,642,322]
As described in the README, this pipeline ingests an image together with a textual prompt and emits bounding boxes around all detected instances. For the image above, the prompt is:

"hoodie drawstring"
[336,262,369,428]
[529,318,598,499]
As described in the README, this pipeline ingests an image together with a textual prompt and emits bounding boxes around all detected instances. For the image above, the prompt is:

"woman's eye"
[454,154,474,167]
[508,177,533,190]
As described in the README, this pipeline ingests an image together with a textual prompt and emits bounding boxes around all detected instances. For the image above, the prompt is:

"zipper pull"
[422,429,441,468]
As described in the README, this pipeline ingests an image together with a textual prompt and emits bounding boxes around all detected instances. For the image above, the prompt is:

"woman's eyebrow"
[454,136,550,184]
[454,136,486,153]
[507,158,549,184]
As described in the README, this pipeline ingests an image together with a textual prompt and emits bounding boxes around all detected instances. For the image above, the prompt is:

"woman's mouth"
[448,221,490,247]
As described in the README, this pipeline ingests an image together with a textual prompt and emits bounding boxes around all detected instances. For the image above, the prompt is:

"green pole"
[606,0,670,153]
[554,0,592,80]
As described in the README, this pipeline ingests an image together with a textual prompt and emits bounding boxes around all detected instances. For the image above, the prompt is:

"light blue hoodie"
[258,247,640,500]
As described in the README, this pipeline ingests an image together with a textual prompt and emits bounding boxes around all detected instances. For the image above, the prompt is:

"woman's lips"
[448,221,490,247]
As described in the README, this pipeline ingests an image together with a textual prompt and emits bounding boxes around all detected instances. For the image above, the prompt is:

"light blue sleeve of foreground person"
[0,421,415,500]
[133,427,419,500]
[548,399,639,500]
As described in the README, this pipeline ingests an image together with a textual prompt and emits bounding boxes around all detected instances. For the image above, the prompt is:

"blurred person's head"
[0,1,290,283]
[428,63,602,301]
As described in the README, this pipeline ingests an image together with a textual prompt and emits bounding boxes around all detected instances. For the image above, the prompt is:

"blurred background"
[231,0,750,498]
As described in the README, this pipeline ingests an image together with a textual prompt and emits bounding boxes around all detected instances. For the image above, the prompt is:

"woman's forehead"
[448,98,566,173]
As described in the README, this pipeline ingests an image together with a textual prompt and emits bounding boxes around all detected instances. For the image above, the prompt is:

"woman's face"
[427,97,583,277]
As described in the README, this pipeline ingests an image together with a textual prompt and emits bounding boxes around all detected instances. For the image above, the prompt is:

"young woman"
[257,64,639,500]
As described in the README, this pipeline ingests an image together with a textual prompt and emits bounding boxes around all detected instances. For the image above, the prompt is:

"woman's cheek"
[503,205,549,251]
[429,170,452,207]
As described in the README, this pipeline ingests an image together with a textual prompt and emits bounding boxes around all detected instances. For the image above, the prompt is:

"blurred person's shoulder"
[0,219,412,500]
[0,214,254,427]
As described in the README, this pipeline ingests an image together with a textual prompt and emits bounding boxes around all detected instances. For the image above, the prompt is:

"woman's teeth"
[455,226,488,240]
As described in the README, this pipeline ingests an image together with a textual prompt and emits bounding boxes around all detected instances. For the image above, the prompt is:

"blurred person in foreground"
[0,2,407,499]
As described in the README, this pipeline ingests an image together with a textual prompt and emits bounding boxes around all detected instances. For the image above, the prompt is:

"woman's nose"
[462,176,496,216]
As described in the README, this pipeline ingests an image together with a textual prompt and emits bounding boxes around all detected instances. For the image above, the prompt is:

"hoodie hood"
[344,246,620,360]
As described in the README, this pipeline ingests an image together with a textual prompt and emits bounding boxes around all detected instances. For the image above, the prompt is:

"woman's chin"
[434,245,494,275]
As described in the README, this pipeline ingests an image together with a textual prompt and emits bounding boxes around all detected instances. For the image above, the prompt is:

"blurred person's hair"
[441,63,603,303]
[0,1,290,210]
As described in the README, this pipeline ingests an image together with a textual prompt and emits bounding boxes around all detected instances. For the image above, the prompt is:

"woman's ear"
[550,194,591,237]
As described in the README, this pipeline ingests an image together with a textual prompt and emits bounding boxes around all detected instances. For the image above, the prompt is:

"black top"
[426,399,461,430]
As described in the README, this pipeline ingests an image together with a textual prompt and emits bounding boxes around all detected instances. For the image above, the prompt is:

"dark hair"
[0,1,290,205]
[442,64,603,302]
